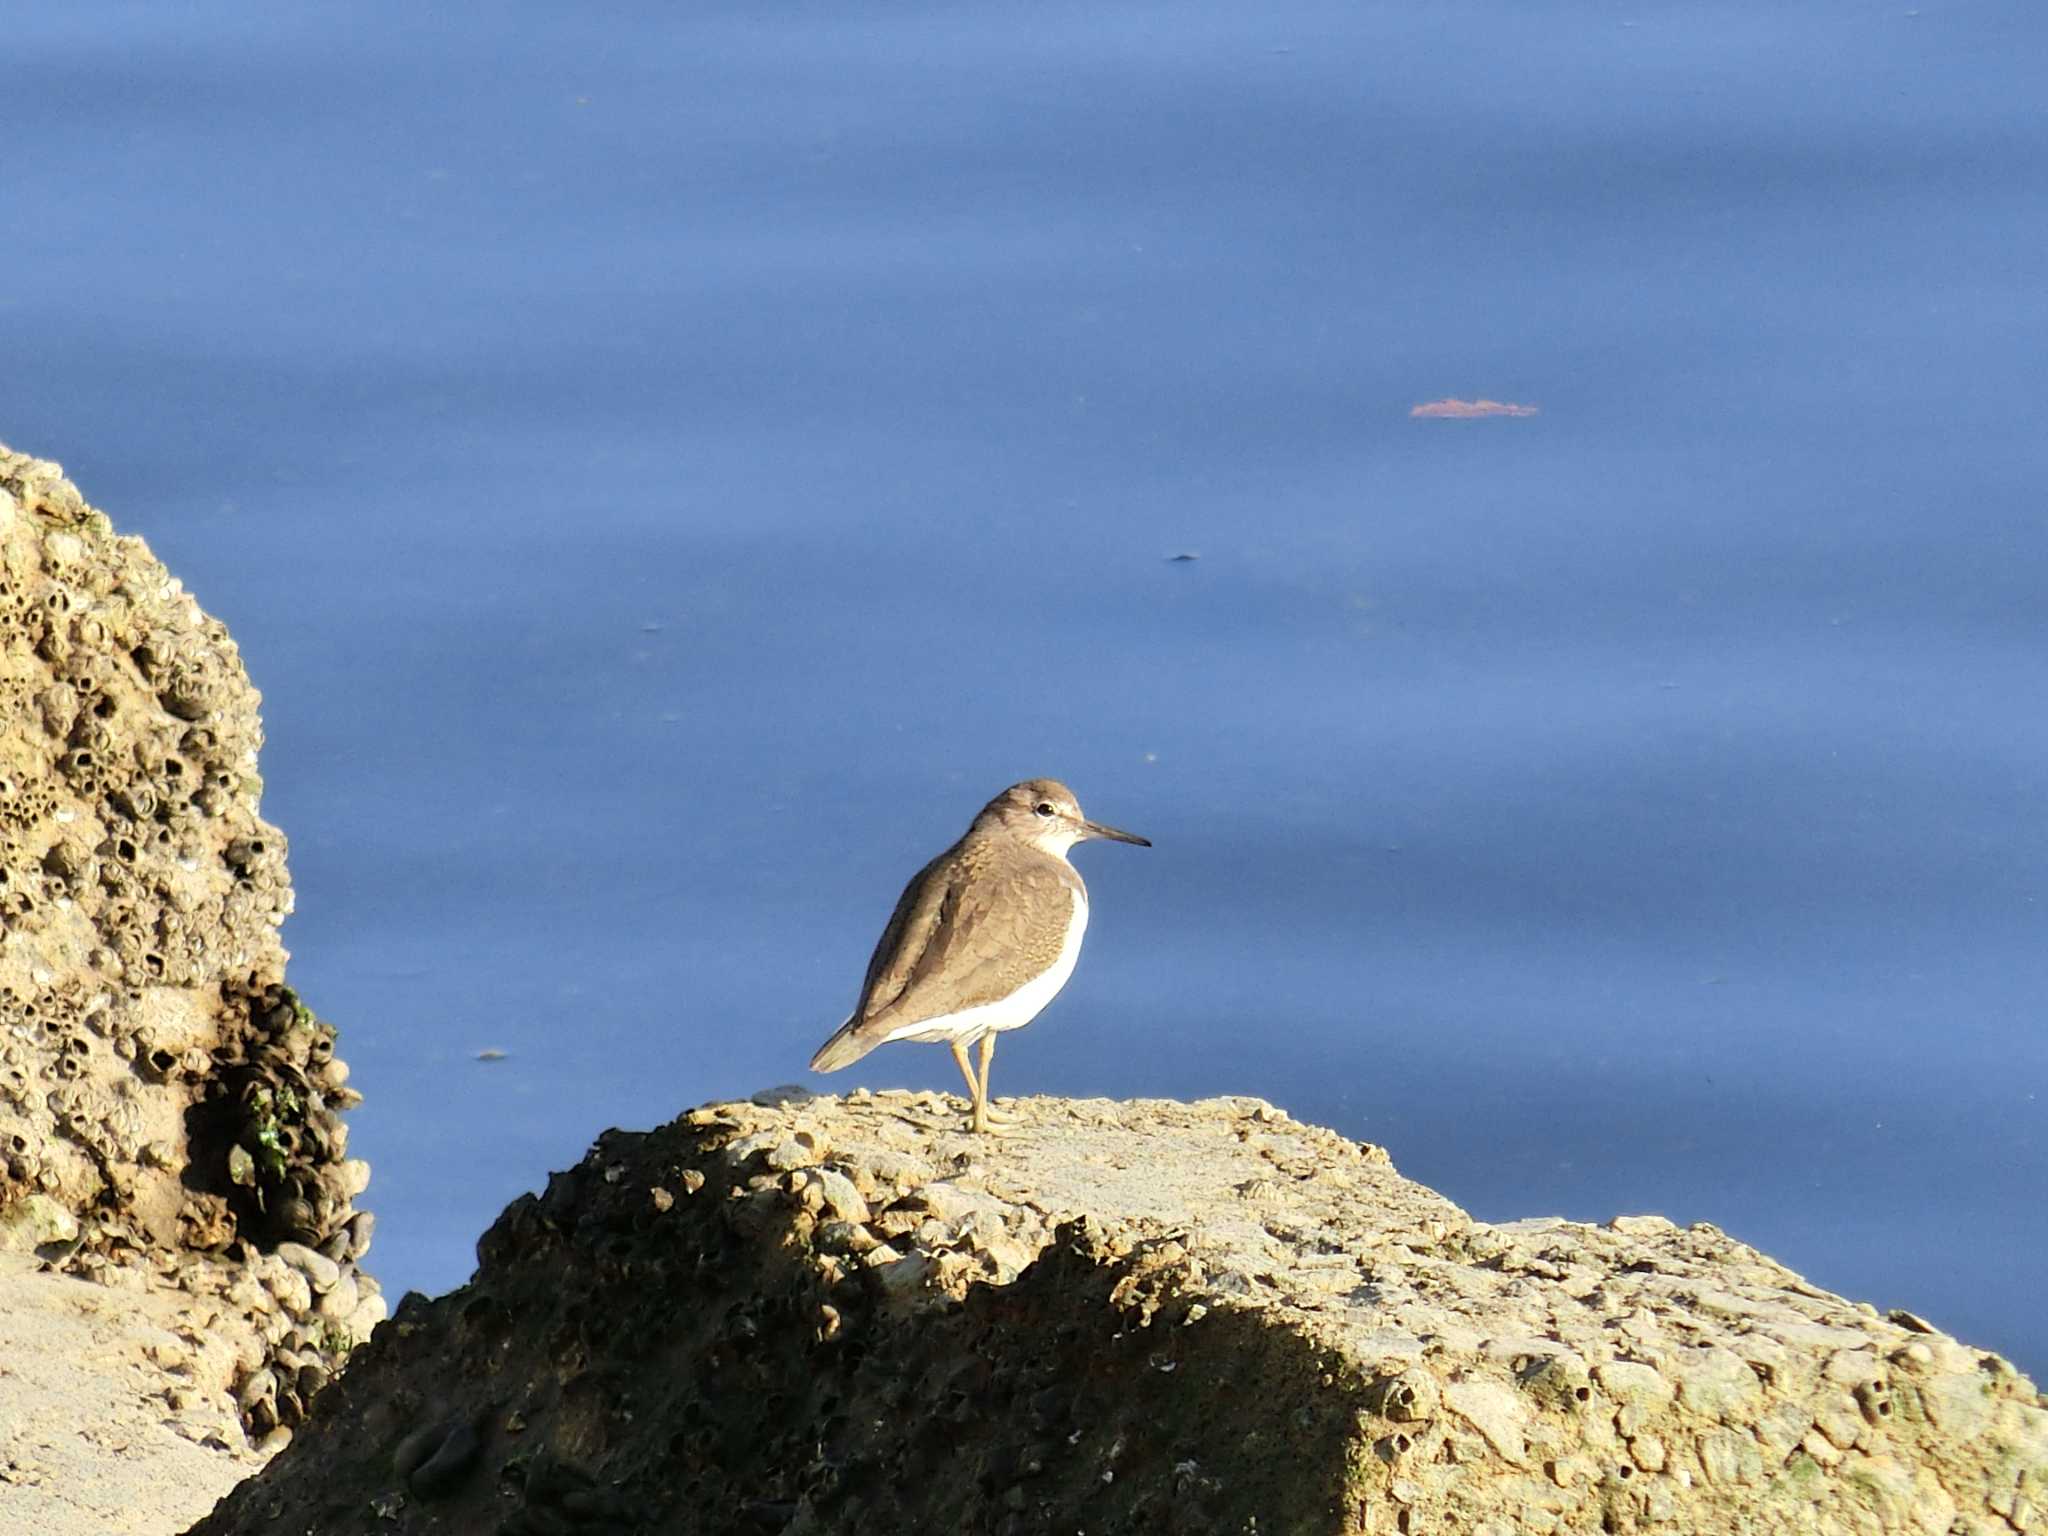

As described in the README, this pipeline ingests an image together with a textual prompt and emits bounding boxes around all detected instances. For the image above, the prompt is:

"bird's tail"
[809,1017,876,1073]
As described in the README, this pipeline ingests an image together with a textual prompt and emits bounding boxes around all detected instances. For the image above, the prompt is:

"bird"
[809,778,1149,1133]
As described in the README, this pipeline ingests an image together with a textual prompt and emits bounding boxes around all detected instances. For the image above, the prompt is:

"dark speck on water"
[8,0,2045,1379]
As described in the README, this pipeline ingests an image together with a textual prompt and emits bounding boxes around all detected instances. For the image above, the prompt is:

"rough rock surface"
[0,444,378,1515]
[192,1090,2044,1536]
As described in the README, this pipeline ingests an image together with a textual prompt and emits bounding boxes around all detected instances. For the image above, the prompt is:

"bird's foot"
[968,1098,1021,1135]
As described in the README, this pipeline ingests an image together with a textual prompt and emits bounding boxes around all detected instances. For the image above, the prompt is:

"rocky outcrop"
[0,444,376,1496]
[191,1090,2045,1536]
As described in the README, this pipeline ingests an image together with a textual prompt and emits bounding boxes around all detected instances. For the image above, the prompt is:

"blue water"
[7,3,2044,1378]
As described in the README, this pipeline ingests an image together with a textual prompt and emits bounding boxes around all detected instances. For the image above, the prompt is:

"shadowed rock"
[189,1090,2044,1536]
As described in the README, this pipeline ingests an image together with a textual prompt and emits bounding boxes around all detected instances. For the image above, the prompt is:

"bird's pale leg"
[972,1032,1019,1133]
[949,1039,982,1128]
[970,1034,993,1134]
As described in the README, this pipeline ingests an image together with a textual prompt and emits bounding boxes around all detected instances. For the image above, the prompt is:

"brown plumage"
[809,778,1149,1133]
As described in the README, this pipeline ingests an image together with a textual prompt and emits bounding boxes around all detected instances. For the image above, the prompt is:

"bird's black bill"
[1083,819,1151,847]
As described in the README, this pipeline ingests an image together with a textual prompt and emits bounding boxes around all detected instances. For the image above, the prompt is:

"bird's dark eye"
[1035,802,1055,817]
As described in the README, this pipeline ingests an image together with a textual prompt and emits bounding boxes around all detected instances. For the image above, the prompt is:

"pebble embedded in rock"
[763,1139,819,1172]
[0,1193,79,1253]
[351,1292,389,1334]
[392,1417,459,1484]
[334,1159,371,1199]
[263,1267,312,1318]
[408,1422,481,1500]
[315,1274,358,1322]
[273,1242,340,1293]
[234,1368,276,1412]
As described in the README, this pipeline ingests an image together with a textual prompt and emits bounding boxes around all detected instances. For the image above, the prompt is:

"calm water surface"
[7,3,2044,1376]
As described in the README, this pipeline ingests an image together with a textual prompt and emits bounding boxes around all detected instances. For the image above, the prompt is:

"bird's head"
[977,778,1150,855]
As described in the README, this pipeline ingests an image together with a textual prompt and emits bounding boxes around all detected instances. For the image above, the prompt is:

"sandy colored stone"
[0,445,377,1532]
[0,1190,78,1251]
[190,1091,2045,1536]
[1,443,366,1265]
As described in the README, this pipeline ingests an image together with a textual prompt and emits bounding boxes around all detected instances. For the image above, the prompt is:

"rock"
[234,1368,276,1412]
[185,1093,2046,1536]
[1442,1378,1530,1464]
[272,1241,339,1294]
[0,1193,79,1253]
[391,1415,456,1483]
[332,1159,372,1199]
[261,1263,311,1319]
[0,446,376,1531]
[348,1290,388,1335]
[0,446,366,1272]
[314,1273,358,1323]
[792,1166,870,1224]
[408,1420,481,1499]
[1677,1345,1766,1422]
[344,1210,374,1261]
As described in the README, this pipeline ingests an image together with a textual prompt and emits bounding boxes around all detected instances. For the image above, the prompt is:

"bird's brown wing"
[809,847,959,1071]
[809,845,1077,1072]
[852,848,959,1021]
[866,855,1077,1025]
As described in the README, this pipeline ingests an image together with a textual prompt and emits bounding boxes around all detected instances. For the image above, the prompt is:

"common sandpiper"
[808,778,1149,1133]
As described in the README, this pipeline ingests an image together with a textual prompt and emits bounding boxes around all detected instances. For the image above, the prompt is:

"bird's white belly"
[880,890,1088,1045]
